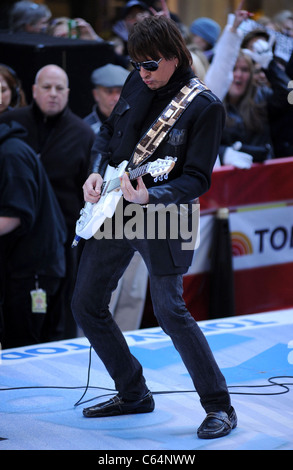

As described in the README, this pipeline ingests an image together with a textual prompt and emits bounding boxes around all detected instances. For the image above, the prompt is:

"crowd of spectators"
[1,1,293,159]
[0,0,293,348]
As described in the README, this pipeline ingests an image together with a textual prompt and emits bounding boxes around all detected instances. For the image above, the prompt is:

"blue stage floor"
[1,310,293,451]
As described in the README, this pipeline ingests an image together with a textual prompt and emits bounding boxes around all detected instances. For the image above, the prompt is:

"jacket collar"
[31,100,68,123]
[153,66,195,99]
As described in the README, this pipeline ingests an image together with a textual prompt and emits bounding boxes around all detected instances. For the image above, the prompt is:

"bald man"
[0,64,95,339]
[33,64,70,117]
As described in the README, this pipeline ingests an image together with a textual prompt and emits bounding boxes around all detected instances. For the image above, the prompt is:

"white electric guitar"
[72,156,176,246]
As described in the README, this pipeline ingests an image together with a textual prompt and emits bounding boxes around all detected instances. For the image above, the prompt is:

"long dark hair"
[128,16,192,69]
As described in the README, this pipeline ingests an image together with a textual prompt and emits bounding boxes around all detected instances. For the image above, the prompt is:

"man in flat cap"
[84,63,129,134]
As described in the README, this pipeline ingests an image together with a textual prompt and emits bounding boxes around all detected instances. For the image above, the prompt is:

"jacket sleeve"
[89,94,131,176]
[0,145,38,234]
[89,121,114,177]
[265,60,293,110]
[205,24,243,100]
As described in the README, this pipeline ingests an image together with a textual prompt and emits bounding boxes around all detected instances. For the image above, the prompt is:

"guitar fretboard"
[129,163,149,180]
[105,163,150,194]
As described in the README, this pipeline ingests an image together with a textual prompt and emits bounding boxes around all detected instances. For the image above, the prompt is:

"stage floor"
[1,309,293,452]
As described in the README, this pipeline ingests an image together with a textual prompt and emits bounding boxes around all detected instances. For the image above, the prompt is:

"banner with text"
[184,158,293,319]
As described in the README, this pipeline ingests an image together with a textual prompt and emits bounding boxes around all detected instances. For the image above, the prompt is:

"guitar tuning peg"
[159,175,163,181]
[164,174,168,179]
[154,177,158,183]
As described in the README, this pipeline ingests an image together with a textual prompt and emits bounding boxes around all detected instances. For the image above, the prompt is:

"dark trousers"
[71,236,231,413]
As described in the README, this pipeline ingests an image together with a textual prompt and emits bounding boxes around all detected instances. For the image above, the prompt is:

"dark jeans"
[71,236,231,413]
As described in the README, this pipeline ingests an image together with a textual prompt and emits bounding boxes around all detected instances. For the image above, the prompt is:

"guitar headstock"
[148,157,177,181]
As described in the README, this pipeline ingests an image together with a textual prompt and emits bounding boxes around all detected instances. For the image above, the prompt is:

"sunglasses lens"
[142,62,159,71]
[130,60,161,72]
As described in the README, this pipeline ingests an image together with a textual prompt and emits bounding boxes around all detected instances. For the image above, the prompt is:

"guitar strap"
[128,77,210,169]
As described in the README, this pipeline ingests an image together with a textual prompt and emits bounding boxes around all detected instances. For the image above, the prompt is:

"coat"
[0,121,67,278]
[0,103,95,234]
[91,66,225,275]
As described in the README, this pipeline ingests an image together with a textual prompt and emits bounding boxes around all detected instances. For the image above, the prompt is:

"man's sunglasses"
[130,58,162,72]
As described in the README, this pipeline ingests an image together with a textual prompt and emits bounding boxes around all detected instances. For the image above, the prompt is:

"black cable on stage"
[71,347,293,405]
[72,346,116,407]
[1,345,293,406]
[74,344,93,406]
[72,376,293,407]
[227,376,293,396]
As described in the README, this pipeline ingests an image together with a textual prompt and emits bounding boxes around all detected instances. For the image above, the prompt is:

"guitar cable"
[1,345,292,407]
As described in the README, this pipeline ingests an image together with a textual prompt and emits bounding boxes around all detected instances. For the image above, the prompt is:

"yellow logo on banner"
[231,231,253,257]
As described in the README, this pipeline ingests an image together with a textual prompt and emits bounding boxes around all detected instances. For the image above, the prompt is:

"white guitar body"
[72,157,176,246]
[75,161,127,241]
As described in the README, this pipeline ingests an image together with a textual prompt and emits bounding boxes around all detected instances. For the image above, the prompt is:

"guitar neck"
[128,163,150,180]
[105,162,150,194]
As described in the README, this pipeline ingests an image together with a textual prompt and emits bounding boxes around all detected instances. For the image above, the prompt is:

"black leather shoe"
[197,407,237,439]
[83,391,155,418]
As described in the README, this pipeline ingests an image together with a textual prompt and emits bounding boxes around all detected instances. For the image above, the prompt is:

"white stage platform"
[1,309,293,452]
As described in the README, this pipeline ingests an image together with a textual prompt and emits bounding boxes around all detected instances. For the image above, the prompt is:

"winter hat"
[121,1,150,19]
[190,17,221,47]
